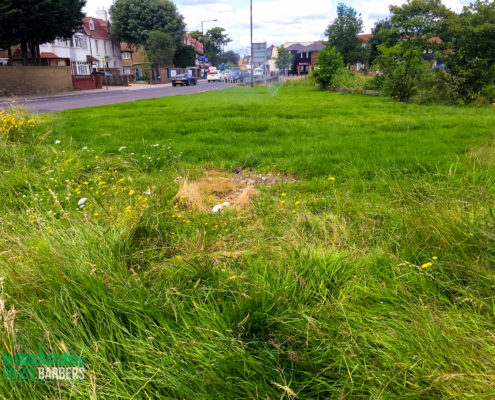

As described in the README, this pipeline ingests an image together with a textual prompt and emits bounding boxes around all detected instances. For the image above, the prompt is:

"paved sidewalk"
[0,82,176,103]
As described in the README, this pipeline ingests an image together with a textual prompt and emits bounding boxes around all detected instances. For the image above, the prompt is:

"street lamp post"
[250,0,253,87]
[201,19,217,35]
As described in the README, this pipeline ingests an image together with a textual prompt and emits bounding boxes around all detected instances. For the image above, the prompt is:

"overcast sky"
[84,0,470,55]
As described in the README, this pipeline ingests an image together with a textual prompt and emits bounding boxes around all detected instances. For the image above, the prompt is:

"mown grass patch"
[1,87,495,398]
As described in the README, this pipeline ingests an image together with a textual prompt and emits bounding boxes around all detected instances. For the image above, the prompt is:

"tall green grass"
[0,87,494,398]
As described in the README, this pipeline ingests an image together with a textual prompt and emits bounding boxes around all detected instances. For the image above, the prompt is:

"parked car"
[226,70,242,82]
[207,69,221,82]
[253,67,263,77]
[172,73,197,86]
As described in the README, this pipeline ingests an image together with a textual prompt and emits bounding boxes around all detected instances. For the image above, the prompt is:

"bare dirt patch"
[174,167,298,212]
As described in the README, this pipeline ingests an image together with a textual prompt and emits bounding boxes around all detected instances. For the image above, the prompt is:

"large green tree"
[374,0,453,102]
[388,0,452,51]
[275,46,293,73]
[189,27,231,66]
[218,50,240,66]
[313,45,344,88]
[0,0,86,64]
[145,31,175,65]
[445,0,495,99]
[368,18,392,65]
[174,44,196,68]
[110,0,185,47]
[325,3,368,66]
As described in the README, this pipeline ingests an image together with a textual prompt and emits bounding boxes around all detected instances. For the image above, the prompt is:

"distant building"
[283,41,324,75]
[266,45,279,75]
[183,34,204,66]
[120,43,146,77]
[23,7,123,75]
[82,9,123,73]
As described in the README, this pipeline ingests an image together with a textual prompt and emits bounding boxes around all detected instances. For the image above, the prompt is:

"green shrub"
[331,69,367,90]
[375,44,430,102]
[363,73,385,91]
[282,73,315,87]
[481,85,495,103]
[313,46,344,89]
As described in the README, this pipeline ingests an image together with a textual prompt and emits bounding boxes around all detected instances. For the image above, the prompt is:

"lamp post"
[201,19,217,35]
[250,0,253,87]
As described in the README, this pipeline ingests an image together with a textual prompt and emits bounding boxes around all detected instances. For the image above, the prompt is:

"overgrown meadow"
[1,87,495,398]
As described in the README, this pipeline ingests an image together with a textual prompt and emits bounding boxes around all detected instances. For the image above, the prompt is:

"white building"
[38,8,122,75]
[39,30,93,74]
[82,8,123,73]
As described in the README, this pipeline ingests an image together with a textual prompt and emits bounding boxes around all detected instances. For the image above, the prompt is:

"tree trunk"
[21,40,28,66]
[36,44,41,65]
[29,42,37,65]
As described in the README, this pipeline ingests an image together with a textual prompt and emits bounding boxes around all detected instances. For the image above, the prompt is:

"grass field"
[1,86,495,398]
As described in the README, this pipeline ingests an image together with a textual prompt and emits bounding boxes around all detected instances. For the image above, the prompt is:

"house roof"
[86,55,99,62]
[358,34,373,42]
[286,41,324,53]
[184,33,204,55]
[82,17,111,39]
[120,43,134,52]
[428,36,443,44]
[40,52,59,59]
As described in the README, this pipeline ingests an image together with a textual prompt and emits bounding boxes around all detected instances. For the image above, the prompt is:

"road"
[0,81,225,113]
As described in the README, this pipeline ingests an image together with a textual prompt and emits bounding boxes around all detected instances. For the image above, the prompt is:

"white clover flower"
[78,198,88,209]
[81,146,88,150]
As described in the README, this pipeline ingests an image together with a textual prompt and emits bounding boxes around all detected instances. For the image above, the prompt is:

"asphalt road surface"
[1,81,225,113]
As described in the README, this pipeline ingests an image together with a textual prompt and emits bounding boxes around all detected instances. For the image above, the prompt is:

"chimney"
[96,6,107,21]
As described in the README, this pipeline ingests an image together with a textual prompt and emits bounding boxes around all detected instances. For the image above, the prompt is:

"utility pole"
[250,0,254,87]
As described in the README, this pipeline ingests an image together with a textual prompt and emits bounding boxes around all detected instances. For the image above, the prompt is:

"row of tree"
[317,0,495,103]
[0,0,86,65]
[0,0,235,70]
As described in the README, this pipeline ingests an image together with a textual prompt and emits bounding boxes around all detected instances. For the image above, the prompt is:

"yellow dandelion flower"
[176,255,182,260]
[421,262,433,269]
[281,200,286,204]
[129,190,135,196]
[281,193,286,197]
[292,210,296,213]
[295,201,301,205]
[328,177,336,181]
[432,256,438,260]
[94,213,99,216]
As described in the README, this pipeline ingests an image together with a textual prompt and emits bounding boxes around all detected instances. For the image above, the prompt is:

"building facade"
[284,41,324,75]
[82,10,123,73]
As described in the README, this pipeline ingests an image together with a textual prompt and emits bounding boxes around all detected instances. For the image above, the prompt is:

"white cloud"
[84,0,470,55]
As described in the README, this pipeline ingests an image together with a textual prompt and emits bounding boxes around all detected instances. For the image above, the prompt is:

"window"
[95,40,99,53]
[74,61,89,75]
[122,52,131,59]
[74,37,87,49]
[89,19,94,31]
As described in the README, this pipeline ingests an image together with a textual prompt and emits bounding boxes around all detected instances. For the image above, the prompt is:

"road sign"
[252,42,267,63]
[200,56,206,63]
